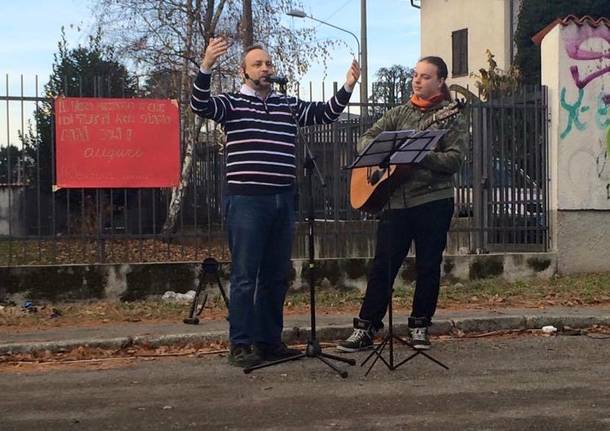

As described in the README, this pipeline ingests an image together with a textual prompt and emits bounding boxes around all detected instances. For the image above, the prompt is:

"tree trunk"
[162,0,227,235]
[162,0,197,235]
[242,0,253,47]
[162,116,203,235]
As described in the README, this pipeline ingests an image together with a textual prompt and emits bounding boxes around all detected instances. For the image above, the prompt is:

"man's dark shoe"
[337,318,377,352]
[254,342,302,361]
[408,326,431,350]
[228,344,263,368]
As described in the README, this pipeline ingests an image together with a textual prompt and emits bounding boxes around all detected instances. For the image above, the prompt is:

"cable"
[324,0,355,22]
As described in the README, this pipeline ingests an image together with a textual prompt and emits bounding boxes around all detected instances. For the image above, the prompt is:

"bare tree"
[93,0,339,234]
[370,65,413,115]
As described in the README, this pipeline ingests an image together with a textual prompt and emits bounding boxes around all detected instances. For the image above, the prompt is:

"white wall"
[540,21,610,273]
[555,23,610,210]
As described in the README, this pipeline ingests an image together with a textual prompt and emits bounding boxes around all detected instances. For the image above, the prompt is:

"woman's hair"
[418,56,451,101]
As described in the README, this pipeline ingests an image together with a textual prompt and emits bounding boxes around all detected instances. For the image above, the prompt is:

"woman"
[338,56,467,352]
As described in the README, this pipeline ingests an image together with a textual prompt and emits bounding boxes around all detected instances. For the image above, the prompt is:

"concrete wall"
[420,0,512,89]
[540,21,610,274]
[557,211,610,274]
[0,253,556,303]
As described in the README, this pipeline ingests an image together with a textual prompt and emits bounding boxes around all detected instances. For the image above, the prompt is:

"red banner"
[55,97,180,188]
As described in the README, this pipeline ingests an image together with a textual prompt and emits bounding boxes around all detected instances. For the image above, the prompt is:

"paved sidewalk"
[2,306,610,355]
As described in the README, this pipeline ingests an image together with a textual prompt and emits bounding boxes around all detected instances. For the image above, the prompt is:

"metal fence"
[466,86,549,253]
[0,75,549,266]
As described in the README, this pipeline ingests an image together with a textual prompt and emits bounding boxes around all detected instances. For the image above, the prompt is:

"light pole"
[287,8,367,114]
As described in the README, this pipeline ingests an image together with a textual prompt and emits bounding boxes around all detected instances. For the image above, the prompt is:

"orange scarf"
[410,93,445,111]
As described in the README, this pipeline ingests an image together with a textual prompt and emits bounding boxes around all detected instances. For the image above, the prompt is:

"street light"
[287,8,367,111]
[287,9,361,65]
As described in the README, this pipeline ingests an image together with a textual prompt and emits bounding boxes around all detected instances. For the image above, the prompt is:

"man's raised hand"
[346,59,361,91]
[201,37,229,70]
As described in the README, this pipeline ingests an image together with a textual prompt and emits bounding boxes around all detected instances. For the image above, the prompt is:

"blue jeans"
[225,191,295,346]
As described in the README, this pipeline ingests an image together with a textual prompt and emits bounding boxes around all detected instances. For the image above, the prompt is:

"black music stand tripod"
[346,128,450,375]
[184,257,229,325]
[243,84,355,378]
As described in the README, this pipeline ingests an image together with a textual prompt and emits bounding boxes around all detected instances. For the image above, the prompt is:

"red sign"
[55,97,180,188]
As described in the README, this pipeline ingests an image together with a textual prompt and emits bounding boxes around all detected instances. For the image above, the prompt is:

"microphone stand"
[244,81,355,378]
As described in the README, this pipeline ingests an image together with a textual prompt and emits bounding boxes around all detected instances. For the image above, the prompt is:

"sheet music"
[348,129,449,169]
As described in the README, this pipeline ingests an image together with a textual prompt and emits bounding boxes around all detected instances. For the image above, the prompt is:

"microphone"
[264,75,288,85]
[244,72,260,85]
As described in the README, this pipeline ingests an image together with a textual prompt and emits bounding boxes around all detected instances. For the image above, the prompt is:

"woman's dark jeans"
[359,198,454,329]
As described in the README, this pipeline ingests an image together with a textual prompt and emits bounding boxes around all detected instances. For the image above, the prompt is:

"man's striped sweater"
[190,71,352,195]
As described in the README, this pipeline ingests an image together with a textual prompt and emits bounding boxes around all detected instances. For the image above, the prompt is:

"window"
[452,29,468,77]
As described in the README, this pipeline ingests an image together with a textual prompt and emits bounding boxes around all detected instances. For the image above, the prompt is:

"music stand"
[346,128,449,375]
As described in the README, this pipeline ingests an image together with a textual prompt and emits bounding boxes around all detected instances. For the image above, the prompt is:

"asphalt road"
[1,334,610,430]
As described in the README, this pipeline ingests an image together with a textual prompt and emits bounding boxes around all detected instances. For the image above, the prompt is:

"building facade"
[414,0,521,90]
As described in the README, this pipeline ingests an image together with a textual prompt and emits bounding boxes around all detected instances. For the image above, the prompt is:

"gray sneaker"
[337,318,377,352]
[408,327,431,350]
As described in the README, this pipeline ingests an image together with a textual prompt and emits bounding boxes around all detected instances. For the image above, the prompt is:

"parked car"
[454,157,547,245]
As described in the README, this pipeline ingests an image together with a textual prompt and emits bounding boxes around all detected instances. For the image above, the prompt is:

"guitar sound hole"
[369,169,383,185]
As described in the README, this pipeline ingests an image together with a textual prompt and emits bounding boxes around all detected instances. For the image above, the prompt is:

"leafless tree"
[93,0,339,234]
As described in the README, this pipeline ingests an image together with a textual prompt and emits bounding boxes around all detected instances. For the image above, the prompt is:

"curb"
[2,314,610,356]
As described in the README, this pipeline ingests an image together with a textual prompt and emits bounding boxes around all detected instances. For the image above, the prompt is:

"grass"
[2,273,610,331]
[287,272,610,311]
[437,273,610,308]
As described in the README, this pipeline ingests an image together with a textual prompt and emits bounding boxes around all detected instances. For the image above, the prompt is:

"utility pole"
[360,0,368,116]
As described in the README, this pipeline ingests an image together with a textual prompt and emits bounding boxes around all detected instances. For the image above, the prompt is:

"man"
[191,38,360,367]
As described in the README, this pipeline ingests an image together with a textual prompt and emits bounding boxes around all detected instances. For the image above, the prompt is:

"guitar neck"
[420,101,461,130]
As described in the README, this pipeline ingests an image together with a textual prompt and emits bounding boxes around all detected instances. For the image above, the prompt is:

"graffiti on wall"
[559,87,587,139]
[561,24,610,201]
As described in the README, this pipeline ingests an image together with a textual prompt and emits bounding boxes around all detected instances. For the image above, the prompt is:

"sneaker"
[408,327,431,350]
[254,343,302,361]
[228,344,263,368]
[337,318,376,352]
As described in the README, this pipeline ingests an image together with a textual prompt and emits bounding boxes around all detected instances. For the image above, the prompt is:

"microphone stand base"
[243,339,355,378]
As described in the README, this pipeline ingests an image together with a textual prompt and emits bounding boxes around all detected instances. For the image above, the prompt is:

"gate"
[459,85,549,252]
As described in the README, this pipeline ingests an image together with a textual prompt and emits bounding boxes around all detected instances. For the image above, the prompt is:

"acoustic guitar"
[350,100,464,213]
